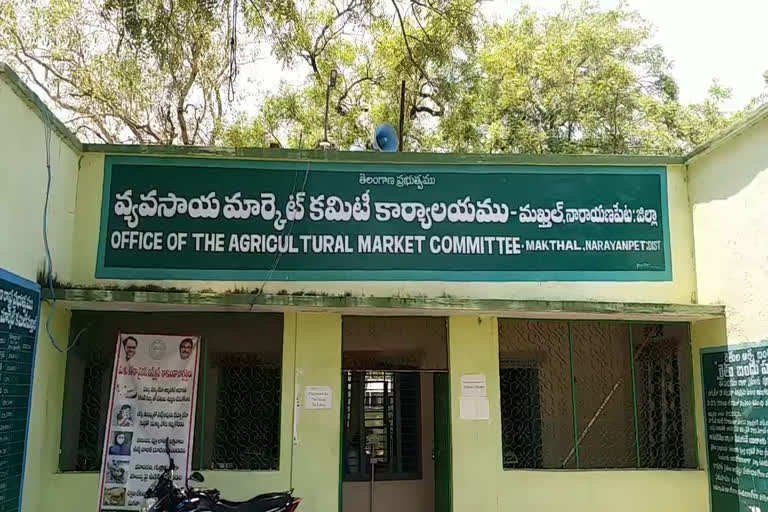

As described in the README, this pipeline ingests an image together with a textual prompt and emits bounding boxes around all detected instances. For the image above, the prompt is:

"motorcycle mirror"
[188,472,204,483]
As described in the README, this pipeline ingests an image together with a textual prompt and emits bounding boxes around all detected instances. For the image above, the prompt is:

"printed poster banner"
[701,342,768,512]
[96,156,672,281]
[99,334,200,512]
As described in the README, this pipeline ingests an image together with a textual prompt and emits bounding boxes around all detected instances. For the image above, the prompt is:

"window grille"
[498,320,695,470]
[343,370,421,481]
[59,312,283,472]
[209,353,281,470]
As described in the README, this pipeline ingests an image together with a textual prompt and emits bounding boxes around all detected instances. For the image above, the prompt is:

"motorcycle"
[142,439,301,512]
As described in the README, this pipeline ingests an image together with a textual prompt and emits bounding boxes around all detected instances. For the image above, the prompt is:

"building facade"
[2,62,767,512]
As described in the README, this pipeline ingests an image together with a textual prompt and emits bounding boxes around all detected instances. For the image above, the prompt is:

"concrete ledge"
[84,143,686,165]
[44,288,724,321]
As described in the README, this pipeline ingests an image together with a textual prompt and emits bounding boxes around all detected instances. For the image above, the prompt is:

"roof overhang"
[45,288,724,322]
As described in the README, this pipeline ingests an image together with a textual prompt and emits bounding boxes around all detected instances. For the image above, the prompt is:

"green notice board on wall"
[96,156,672,281]
[702,342,768,512]
[0,269,39,512]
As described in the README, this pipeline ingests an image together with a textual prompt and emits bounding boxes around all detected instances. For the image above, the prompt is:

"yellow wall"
[688,116,768,341]
[684,119,768,512]
[25,304,71,512]
[72,154,696,305]
[27,309,712,512]
[27,309,302,510]
[0,75,729,512]
[448,316,503,512]
[290,313,342,512]
[0,75,81,512]
[690,318,728,469]
[448,315,708,512]
[496,471,707,511]
[0,79,79,283]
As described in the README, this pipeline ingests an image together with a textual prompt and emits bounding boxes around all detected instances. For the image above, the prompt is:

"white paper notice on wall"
[461,374,487,397]
[305,386,333,410]
[459,396,490,420]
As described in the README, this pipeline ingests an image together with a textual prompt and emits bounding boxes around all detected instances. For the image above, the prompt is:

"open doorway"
[340,317,451,512]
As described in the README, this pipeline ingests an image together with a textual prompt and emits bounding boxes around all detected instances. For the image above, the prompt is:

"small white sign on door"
[461,374,487,397]
[305,386,333,409]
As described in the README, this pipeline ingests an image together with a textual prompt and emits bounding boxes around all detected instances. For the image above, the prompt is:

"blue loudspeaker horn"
[373,123,398,152]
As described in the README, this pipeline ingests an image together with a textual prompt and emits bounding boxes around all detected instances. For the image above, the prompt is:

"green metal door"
[433,373,452,512]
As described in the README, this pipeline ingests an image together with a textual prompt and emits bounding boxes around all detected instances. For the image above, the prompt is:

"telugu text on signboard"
[0,269,39,512]
[97,157,671,281]
[702,342,768,512]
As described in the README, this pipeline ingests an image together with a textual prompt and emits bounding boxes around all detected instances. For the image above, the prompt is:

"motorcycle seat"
[214,492,293,512]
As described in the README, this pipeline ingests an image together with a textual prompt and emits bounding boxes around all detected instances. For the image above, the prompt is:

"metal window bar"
[76,357,110,471]
[499,362,543,469]
[629,328,641,467]
[209,352,282,470]
[64,337,283,472]
[499,320,695,471]
[342,370,421,481]
[567,322,580,468]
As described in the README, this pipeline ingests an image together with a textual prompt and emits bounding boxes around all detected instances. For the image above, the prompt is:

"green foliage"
[438,2,739,154]
[229,1,754,154]
[234,0,481,150]
[0,0,233,144]
[0,0,763,153]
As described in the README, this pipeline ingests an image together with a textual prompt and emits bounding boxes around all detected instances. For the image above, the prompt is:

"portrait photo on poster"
[108,431,133,456]
[106,458,129,484]
[178,337,195,360]
[121,335,138,363]
[114,403,135,427]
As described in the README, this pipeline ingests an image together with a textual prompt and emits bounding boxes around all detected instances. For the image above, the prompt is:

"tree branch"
[411,104,442,116]
[391,0,429,82]
[176,46,200,145]
[73,123,111,143]
[336,74,379,114]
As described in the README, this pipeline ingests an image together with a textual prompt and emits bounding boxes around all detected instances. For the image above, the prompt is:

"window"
[498,320,695,470]
[342,371,421,481]
[60,311,283,472]
[499,363,542,469]
[207,352,281,470]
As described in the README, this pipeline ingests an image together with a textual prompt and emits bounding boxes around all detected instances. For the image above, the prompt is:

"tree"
[438,3,742,154]
[224,0,481,150]
[228,1,752,154]
[0,0,236,144]
[1,0,758,152]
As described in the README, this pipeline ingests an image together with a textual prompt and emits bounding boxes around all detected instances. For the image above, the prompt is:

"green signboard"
[96,156,672,281]
[702,342,768,512]
[0,268,40,512]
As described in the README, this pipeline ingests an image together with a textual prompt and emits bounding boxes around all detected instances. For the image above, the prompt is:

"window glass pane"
[498,320,574,469]
[572,322,635,469]
[59,311,283,472]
